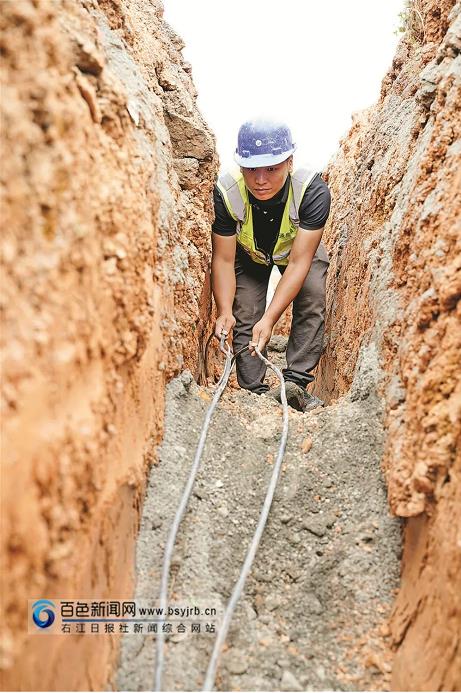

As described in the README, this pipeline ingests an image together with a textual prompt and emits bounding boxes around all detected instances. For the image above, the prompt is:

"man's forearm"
[211,257,236,314]
[265,261,311,325]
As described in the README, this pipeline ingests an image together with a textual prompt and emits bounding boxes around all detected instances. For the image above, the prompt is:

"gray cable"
[154,336,233,691]
[154,340,289,692]
[202,347,288,691]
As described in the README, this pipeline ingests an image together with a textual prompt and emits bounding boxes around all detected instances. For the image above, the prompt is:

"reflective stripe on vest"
[216,167,318,266]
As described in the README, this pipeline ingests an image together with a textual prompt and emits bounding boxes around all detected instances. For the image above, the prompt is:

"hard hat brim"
[234,147,296,168]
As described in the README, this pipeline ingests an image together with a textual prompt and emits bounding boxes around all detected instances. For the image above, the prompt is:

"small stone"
[265,594,282,611]
[151,516,162,530]
[254,593,264,612]
[225,650,248,675]
[180,370,194,390]
[268,335,288,352]
[301,436,313,454]
[126,98,140,126]
[215,480,223,488]
[325,514,336,528]
[289,532,301,545]
[244,604,257,621]
[169,630,188,643]
[73,37,104,76]
[305,594,323,615]
[258,637,273,648]
[103,257,117,275]
[285,566,302,581]
[281,670,303,691]
[315,664,326,680]
[277,657,290,668]
[280,512,293,525]
[302,518,327,537]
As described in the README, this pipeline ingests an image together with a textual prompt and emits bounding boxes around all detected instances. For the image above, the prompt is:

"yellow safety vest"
[216,168,318,266]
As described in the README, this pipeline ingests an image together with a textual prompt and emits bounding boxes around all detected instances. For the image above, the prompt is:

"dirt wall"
[316,1,460,689]
[0,0,217,689]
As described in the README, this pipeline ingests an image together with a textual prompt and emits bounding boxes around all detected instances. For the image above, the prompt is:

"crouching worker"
[211,119,331,412]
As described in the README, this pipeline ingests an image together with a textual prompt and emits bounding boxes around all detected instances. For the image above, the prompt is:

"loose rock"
[280,670,303,691]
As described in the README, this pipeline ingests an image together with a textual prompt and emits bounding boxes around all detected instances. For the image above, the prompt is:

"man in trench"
[211,119,331,411]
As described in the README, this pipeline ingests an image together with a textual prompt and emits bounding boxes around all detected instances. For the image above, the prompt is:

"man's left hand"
[249,316,274,356]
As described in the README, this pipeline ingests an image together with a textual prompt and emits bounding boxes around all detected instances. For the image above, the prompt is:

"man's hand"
[215,313,236,340]
[249,316,274,356]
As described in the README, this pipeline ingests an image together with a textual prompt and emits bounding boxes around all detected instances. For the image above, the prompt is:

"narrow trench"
[116,335,401,692]
[2,1,459,690]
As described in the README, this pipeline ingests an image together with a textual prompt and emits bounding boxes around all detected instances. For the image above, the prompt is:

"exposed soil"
[116,339,401,691]
[2,1,459,690]
[0,1,217,687]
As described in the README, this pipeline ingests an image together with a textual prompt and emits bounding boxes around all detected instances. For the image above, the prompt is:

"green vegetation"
[394,0,426,45]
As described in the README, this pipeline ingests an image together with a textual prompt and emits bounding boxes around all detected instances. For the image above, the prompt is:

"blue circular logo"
[32,599,55,628]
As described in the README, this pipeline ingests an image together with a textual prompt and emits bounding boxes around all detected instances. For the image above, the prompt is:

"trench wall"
[0,0,217,689]
[316,1,461,688]
[2,1,460,690]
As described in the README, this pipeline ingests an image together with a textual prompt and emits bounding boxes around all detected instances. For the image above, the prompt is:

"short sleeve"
[298,174,331,230]
[212,185,238,236]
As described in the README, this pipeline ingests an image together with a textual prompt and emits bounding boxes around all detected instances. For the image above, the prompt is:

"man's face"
[241,157,292,201]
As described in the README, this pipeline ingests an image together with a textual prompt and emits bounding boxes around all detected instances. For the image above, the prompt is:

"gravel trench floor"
[116,339,402,692]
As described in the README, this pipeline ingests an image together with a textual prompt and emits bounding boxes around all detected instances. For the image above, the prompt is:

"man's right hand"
[214,314,236,340]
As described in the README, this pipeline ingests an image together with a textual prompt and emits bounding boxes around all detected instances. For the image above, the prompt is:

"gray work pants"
[232,243,329,394]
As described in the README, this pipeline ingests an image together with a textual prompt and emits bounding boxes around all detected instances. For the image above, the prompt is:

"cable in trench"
[154,337,289,692]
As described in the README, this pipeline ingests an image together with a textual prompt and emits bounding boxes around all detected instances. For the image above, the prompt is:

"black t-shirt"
[212,172,331,259]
